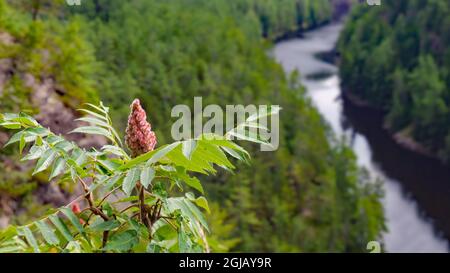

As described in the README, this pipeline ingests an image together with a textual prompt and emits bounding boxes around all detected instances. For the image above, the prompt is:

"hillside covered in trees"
[0,0,384,252]
[338,0,450,161]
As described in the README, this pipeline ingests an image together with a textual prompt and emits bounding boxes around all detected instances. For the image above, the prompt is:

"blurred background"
[0,0,449,253]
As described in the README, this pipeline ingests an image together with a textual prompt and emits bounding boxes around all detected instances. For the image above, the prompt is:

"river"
[274,22,450,253]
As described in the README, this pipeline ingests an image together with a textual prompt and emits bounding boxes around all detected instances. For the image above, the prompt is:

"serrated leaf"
[166,198,209,233]
[20,227,39,253]
[84,103,108,114]
[182,140,197,160]
[178,224,191,253]
[227,129,268,145]
[193,196,210,214]
[69,167,77,181]
[109,127,123,146]
[146,243,163,253]
[181,174,204,194]
[15,113,39,126]
[160,165,175,172]
[48,215,73,242]
[88,220,120,232]
[13,117,36,127]
[221,146,243,161]
[35,135,43,146]
[25,127,48,135]
[61,208,84,235]
[0,245,24,253]
[21,145,46,161]
[1,113,19,120]
[70,126,113,142]
[97,159,121,173]
[182,199,209,232]
[4,131,24,147]
[103,230,138,251]
[0,226,18,242]
[102,145,128,158]
[69,148,87,166]
[112,196,139,204]
[33,149,57,175]
[54,141,75,152]
[19,134,26,154]
[165,146,212,174]
[79,103,122,146]
[65,241,82,253]
[0,121,21,129]
[46,135,65,145]
[119,142,181,171]
[77,108,108,121]
[49,157,66,180]
[123,168,140,196]
[185,193,210,214]
[5,127,49,148]
[75,117,110,128]
[128,219,149,241]
[118,150,154,171]
[147,142,181,165]
[140,166,155,189]
[35,220,59,245]
[199,138,250,159]
[104,174,123,191]
[195,142,234,170]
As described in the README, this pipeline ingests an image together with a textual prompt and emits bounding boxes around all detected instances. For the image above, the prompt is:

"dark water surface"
[274,23,450,252]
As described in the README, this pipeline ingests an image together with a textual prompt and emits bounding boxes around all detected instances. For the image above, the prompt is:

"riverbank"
[336,0,450,167]
[318,39,443,162]
[274,22,450,252]
[341,90,438,160]
[313,22,446,161]
[272,0,352,42]
[273,20,331,43]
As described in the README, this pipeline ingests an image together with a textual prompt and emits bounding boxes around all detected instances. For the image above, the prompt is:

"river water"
[274,23,450,252]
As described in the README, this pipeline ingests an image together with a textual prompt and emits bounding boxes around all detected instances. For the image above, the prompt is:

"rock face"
[0,32,14,97]
[1,31,106,148]
[25,73,106,148]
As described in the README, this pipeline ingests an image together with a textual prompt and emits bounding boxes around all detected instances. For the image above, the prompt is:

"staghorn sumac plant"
[0,99,278,253]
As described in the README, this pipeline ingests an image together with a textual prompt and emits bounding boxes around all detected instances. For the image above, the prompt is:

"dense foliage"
[338,0,450,160]
[0,102,274,252]
[0,0,385,252]
[75,0,332,40]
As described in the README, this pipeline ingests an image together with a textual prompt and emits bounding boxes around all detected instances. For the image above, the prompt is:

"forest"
[338,0,450,161]
[0,0,385,253]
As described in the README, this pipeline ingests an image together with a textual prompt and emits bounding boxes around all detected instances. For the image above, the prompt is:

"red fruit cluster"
[71,202,85,224]
[71,203,81,214]
[125,99,157,158]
